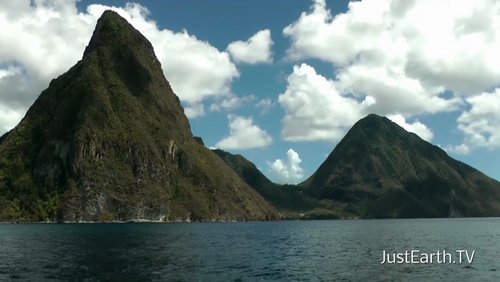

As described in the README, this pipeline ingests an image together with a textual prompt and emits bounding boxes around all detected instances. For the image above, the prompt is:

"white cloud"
[0,66,35,110]
[457,88,500,149]
[280,0,500,148]
[336,65,461,116]
[0,1,239,133]
[0,1,93,132]
[184,103,205,119]
[209,96,274,114]
[268,149,304,184]
[277,64,437,143]
[0,105,23,133]
[210,95,255,112]
[446,144,471,155]
[278,63,368,142]
[215,115,272,150]
[227,29,273,64]
[284,0,500,96]
[282,0,464,116]
[255,98,274,114]
[387,114,434,141]
[146,28,238,104]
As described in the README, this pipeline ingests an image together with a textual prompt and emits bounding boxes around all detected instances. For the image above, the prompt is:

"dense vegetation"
[1,10,499,222]
[215,114,500,219]
[213,149,357,219]
[301,114,500,218]
[0,11,277,222]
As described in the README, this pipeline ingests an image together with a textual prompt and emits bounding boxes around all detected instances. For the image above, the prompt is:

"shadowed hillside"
[213,149,354,219]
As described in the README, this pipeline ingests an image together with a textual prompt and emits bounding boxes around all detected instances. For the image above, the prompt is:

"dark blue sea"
[0,218,499,281]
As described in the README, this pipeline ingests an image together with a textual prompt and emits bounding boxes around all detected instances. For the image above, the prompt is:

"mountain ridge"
[1,11,499,221]
[215,114,500,219]
[212,149,349,219]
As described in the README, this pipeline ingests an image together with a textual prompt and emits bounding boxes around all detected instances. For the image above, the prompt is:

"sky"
[0,0,499,183]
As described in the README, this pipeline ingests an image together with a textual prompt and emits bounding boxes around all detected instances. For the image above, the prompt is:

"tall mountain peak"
[358,113,393,125]
[0,11,277,222]
[301,113,500,218]
[83,10,153,58]
[347,113,411,139]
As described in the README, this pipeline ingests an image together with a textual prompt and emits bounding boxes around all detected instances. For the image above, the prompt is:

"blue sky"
[0,0,499,182]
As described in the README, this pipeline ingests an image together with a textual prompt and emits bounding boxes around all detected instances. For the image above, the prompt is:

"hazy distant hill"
[0,11,277,222]
[301,114,500,218]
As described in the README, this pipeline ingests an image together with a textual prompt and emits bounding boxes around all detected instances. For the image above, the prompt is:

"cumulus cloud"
[446,144,471,155]
[210,96,274,114]
[278,63,369,142]
[387,114,434,141]
[227,29,273,64]
[210,95,255,112]
[280,0,500,148]
[282,0,462,114]
[0,1,93,132]
[268,149,304,184]
[183,103,205,119]
[278,64,436,143]
[456,88,500,149]
[0,1,239,133]
[284,0,500,96]
[336,65,460,116]
[215,115,272,150]
[255,98,274,114]
[0,105,23,133]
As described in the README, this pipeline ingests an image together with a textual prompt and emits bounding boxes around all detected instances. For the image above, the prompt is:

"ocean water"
[0,218,499,281]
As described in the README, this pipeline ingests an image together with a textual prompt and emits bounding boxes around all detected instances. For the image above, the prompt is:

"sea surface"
[0,218,499,281]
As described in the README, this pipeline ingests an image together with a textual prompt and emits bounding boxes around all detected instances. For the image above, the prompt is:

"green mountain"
[301,114,500,218]
[0,11,277,222]
[215,114,500,219]
[212,149,350,219]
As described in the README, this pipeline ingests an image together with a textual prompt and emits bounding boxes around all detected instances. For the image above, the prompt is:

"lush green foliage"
[213,149,356,219]
[0,11,277,222]
[302,114,500,218]
[214,114,500,219]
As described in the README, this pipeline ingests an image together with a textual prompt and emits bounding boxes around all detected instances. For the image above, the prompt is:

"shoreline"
[1,216,499,224]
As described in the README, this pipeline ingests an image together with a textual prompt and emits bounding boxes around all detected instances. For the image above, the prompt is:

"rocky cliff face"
[0,11,277,222]
[301,114,500,218]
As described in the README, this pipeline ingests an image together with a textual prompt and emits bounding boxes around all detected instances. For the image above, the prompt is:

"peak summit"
[354,113,394,129]
[83,10,154,58]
